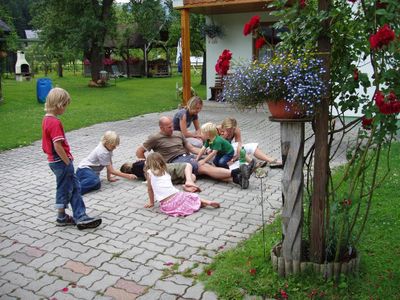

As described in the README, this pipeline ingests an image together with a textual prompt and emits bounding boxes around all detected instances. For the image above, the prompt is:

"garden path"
[0,102,356,299]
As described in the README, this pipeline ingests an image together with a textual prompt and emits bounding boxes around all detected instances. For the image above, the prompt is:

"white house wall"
[205,13,276,100]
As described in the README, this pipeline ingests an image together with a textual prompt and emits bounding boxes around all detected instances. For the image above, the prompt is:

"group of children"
[42,89,281,229]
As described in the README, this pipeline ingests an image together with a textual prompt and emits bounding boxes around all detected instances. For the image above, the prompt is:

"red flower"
[280,290,289,299]
[207,270,213,276]
[243,23,252,36]
[243,15,260,36]
[215,49,232,75]
[369,24,396,50]
[342,199,352,207]
[361,116,373,129]
[374,90,400,115]
[299,0,307,8]
[255,37,266,49]
[249,15,260,28]
[353,68,359,81]
[249,268,257,275]
[61,287,69,293]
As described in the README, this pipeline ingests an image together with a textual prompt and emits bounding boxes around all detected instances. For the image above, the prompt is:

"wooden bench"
[209,74,224,101]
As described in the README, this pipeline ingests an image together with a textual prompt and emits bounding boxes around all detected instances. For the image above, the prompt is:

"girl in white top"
[144,152,220,217]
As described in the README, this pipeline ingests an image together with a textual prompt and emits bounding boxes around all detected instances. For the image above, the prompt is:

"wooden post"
[180,9,191,106]
[280,121,304,263]
[310,0,331,263]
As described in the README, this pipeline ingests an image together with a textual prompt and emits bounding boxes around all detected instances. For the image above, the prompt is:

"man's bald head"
[159,116,174,136]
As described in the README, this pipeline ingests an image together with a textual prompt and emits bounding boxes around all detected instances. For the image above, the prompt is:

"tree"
[31,0,116,82]
[129,0,167,77]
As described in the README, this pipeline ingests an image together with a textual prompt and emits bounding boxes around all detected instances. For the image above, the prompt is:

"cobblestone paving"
[0,102,354,299]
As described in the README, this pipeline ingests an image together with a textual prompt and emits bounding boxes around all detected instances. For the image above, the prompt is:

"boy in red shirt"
[42,87,102,229]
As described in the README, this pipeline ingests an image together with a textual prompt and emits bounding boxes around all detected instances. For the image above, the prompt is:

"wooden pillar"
[280,121,304,263]
[310,0,331,263]
[180,9,191,106]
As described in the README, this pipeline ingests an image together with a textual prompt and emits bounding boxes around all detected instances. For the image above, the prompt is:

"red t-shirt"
[42,115,73,162]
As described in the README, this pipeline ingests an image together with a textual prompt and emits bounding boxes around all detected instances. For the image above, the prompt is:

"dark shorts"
[169,154,199,175]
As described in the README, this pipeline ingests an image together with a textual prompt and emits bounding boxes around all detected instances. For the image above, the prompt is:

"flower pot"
[267,100,304,119]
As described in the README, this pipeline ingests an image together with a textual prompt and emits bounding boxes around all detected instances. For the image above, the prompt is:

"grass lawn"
[0,71,206,151]
[199,143,400,299]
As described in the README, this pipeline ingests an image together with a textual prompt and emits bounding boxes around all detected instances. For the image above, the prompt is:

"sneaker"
[248,159,257,174]
[76,216,102,230]
[56,214,75,227]
[240,173,249,189]
[240,163,251,180]
[239,165,250,189]
[256,161,268,169]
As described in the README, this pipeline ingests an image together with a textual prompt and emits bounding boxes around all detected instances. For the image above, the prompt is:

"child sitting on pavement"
[196,122,234,169]
[41,87,102,230]
[144,152,219,216]
[76,131,136,195]
[120,160,201,193]
[218,117,283,169]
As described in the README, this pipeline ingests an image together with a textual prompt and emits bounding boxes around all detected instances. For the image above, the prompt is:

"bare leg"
[200,198,220,208]
[254,147,282,164]
[183,163,201,192]
[198,163,232,182]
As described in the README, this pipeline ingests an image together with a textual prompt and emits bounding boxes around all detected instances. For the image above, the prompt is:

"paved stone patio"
[0,102,352,299]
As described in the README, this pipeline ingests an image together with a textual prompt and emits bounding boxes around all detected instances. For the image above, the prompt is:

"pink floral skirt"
[160,192,201,217]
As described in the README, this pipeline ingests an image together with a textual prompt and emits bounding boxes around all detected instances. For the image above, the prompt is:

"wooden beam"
[310,0,331,263]
[181,9,192,106]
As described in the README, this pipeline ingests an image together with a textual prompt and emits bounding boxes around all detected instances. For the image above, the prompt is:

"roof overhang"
[174,0,274,15]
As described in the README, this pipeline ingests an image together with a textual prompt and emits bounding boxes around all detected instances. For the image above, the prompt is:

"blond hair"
[101,131,120,147]
[201,122,218,139]
[186,96,203,112]
[144,152,167,176]
[221,117,237,129]
[44,88,71,113]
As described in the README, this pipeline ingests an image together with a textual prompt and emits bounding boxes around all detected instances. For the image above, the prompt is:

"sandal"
[269,159,283,169]
[256,161,268,169]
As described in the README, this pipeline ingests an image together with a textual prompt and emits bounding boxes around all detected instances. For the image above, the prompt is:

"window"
[253,22,286,61]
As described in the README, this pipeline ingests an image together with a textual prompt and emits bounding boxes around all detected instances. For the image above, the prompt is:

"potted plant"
[223,52,326,118]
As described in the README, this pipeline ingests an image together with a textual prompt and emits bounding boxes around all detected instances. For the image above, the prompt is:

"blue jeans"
[76,167,101,195]
[49,161,87,221]
[214,152,234,169]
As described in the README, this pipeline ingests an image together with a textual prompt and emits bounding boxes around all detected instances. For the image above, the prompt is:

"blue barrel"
[36,78,52,103]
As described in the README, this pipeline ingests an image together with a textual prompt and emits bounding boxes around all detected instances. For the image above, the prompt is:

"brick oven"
[15,51,31,81]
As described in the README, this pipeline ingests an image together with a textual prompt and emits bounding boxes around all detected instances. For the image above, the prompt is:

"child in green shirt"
[196,122,234,169]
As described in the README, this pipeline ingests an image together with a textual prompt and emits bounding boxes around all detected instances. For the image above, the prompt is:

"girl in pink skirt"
[144,152,220,217]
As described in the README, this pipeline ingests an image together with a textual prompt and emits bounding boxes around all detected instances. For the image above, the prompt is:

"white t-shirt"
[148,170,179,202]
[78,143,112,175]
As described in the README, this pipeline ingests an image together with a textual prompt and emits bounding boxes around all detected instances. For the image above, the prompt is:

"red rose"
[370,24,396,50]
[215,49,232,75]
[374,91,400,115]
[299,0,307,8]
[361,116,373,129]
[353,68,359,81]
[255,37,266,49]
[243,23,252,36]
[280,290,289,299]
[249,15,260,28]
